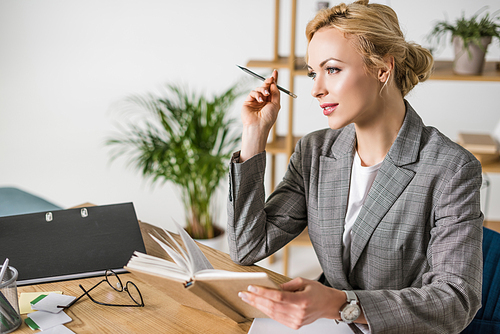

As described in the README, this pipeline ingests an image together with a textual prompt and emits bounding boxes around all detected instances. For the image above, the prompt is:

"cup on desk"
[0,266,21,334]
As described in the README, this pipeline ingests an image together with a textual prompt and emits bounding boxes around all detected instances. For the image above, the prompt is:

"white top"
[343,151,382,274]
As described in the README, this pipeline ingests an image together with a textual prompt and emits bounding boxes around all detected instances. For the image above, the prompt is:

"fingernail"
[264,90,269,95]
[239,292,249,303]
[248,285,258,293]
[258,97,263,103]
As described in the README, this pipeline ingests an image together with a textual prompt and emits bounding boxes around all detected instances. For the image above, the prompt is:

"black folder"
[0,202,146,285]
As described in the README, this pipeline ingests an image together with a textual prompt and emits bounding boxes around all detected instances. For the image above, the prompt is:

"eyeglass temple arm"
[78,283,143,307]
[56,281,104,309]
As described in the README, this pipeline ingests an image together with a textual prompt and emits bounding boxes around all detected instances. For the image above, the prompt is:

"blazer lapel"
[318,124,355,288]
[349,102,422,273]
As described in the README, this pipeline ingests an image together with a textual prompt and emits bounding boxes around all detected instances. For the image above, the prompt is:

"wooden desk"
[13,221,290,333]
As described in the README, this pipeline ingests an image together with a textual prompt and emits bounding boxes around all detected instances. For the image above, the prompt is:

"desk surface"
[13,221,290,334]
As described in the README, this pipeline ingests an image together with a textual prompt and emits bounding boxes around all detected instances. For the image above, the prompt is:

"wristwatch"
[339,290,361,323]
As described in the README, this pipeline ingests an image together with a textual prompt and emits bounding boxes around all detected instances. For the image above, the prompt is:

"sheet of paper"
[128,251,191,282]
[39,324,76,334]
[150,234,191,274]
[19,291,62,314]
[175,221,213,273]
[27,310,72,331]
[31,293,76,313]
[249,318,353,334]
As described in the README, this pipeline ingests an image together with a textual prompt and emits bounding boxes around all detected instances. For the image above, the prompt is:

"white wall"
[1,0,499,231]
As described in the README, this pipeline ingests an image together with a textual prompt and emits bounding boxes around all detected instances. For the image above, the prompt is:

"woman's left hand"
[238,277,346,330]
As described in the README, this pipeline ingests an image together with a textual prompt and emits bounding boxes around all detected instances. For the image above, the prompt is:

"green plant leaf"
[427,7,500,54]
[106,82,245,239]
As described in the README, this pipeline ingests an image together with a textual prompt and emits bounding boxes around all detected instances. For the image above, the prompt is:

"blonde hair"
[306,0,433,97]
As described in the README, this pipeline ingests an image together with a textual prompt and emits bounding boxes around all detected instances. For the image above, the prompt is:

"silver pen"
[0,258,8,283]
[237,65,297,98]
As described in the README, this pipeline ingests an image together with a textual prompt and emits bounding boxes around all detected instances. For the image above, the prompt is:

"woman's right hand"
[240,70,281,161]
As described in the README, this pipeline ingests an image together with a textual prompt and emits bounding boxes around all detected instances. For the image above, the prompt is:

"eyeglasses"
[58,269,144,309]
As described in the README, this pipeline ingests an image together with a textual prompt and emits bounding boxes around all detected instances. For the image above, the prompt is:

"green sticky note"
[24,317,40,330]
[30,294,47,306]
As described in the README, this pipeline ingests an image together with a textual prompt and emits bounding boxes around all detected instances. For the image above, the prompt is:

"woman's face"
[307,28,384,130]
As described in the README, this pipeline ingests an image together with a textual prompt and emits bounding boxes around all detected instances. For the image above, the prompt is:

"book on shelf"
[125,223,279,323]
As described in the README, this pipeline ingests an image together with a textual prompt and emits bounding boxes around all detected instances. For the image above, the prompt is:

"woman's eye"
[327,67,340,74]
[307,72,316,80]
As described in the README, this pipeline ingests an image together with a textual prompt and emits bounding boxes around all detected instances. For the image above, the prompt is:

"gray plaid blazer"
[227,102,483,333]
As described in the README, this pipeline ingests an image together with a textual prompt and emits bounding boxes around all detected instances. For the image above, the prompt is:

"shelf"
[246,57,290,69]
[266,135,301,154]
[482,159,500,174]
[430,61,500,82]
[247,56,308,75]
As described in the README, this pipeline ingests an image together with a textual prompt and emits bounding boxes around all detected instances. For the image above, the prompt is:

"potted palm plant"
[428,8,500,75]
[107,83,243,241]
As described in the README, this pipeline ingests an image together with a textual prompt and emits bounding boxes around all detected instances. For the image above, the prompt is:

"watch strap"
[343,290,358,304]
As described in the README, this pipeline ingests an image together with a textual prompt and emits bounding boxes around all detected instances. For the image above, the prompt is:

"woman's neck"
[355,97,406,167]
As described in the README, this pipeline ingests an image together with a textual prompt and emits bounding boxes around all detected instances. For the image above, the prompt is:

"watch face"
[343,304,361,321]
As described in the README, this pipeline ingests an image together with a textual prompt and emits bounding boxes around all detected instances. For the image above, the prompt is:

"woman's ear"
[378,56,395,83]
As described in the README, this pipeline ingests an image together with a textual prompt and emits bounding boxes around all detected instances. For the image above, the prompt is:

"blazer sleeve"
[355,158,483,334]
[227,147,308,266]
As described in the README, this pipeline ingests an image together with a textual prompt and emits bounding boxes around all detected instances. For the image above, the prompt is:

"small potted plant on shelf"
[107,83,243,243]
[427,8,500,75]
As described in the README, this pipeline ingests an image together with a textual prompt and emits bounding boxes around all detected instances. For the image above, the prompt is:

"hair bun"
[399,42,433,95]
[331,3,349,16]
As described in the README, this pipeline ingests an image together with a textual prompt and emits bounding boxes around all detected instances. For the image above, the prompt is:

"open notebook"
[0,202,146,285]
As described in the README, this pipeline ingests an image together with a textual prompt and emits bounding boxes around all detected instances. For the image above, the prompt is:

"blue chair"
[0,187,62,217]
[462,227,500,333]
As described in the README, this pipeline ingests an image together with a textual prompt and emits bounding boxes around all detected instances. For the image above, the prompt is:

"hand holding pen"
[239,68,282,162]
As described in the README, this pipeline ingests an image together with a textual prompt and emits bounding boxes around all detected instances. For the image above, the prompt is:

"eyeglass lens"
[106,270,123,292]
[125,281,143,305]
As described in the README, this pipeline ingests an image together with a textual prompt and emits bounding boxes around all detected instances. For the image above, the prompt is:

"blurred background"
[1,0,499,239]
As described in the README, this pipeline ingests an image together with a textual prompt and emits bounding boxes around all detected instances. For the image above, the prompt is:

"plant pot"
[193,226,225,251]
[453,36,492,75]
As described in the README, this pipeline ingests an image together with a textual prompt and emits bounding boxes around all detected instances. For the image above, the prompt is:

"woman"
[228,1,483,333]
